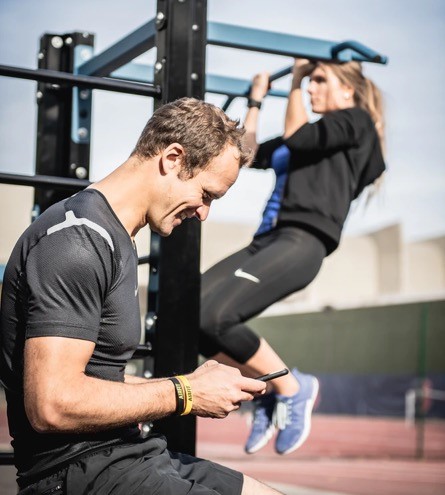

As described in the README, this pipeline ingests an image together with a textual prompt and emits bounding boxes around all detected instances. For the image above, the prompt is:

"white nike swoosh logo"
[234,268,260,283]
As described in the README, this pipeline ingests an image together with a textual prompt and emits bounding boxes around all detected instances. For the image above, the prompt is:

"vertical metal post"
[149,0,207,455]
[34,32,94,213]
[415,304,429,459]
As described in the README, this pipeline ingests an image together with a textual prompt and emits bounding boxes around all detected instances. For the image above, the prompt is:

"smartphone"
[255,369,289,382]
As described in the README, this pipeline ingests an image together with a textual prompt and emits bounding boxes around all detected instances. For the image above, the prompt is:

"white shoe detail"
[277,377,319,455]
[234,268,260,283]
[246,423,276,454]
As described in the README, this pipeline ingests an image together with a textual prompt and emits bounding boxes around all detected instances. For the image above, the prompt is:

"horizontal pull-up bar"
[331,40,386,63]
[111,63,289,99]
[77,20,387,80]
[0,172,90,190]
[0,64,162,98]
[208,22,388,64]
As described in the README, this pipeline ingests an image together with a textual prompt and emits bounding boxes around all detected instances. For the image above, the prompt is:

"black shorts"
[18,435,243,495]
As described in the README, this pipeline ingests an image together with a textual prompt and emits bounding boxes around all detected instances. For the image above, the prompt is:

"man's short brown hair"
[131,97,253,177]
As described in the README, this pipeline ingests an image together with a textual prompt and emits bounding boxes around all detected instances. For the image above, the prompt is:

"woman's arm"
[243,72,270,157]
[283,59,315,139]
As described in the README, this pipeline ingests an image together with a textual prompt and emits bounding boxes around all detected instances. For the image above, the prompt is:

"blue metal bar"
[208,22,387,64]
[111,63,288,98]
[78,19,386,79]
[270,65,293,82]
[77,19,157,76]
[331,40,388,64]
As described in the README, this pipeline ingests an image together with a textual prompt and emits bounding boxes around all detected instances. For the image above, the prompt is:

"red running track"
[197,413,445,495]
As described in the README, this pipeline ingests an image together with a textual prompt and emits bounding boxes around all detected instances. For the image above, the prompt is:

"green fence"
[250,300,445,375]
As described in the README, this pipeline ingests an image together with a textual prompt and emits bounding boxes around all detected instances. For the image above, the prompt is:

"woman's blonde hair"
[318,61,385,151]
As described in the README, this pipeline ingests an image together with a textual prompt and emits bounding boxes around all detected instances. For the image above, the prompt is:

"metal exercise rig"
[0,0,387,462]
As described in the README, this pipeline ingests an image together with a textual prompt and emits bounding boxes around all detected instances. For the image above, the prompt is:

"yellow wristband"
[177,375,193,416]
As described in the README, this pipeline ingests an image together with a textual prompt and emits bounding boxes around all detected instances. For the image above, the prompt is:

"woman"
[200,59,386,455]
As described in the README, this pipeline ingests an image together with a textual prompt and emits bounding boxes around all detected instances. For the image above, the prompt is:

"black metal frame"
[148,0,207,456]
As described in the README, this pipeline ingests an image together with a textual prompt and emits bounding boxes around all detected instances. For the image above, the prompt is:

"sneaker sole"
[245,423,276,454]
[277,376,319,455]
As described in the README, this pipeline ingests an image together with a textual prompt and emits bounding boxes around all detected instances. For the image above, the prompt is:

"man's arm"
[124,374,150,384]
[24,336,265,433]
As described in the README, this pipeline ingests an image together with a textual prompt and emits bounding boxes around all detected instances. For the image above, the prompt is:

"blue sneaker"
[273,369,319,455]
[245,392,276,454]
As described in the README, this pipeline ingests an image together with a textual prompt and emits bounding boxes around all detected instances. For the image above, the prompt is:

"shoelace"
[252,402,270,426]
[273,399,293,430]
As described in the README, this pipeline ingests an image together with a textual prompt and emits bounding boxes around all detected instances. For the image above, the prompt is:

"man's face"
[150,144,240,236]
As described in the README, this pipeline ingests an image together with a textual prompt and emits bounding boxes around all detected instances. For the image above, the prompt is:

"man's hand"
[187,360,266,418]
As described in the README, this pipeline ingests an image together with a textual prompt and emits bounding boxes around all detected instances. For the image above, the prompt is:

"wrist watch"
[247,97,262,110]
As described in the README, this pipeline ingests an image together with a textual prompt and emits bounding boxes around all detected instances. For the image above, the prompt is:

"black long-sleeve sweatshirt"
[254,107,386,254]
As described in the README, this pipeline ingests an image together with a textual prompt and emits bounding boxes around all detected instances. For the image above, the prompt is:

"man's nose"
[195,204,210,222]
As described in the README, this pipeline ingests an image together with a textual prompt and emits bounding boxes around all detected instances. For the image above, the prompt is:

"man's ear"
[160,143,184,175]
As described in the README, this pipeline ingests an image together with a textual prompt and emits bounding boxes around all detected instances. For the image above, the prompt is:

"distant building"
[1,184,445,312]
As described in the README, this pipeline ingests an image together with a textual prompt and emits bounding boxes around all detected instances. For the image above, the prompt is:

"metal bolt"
[37,52,44,60]
[156,12,165,21]
[82,32,90,38]
[70,163,77,170]
[79,89,90,100]
[65,37,73,45]
[191,73,198,81]
[51,36,64,49]
[75,166,88,179]
[36,91,43,100]
[77,127,89,139]
[192,24,199,31]
[126,363,137,375]
[51,84,60,90]
[80,48,92,61]
[144,371,152,379]
[154,62,163,73]
[141,424,151,433]
[145,314,157,330]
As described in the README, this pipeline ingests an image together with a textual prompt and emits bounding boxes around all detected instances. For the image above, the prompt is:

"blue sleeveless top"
[254,144,290,236]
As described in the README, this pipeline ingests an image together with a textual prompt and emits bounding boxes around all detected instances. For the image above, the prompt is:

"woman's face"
[307,65,354,114]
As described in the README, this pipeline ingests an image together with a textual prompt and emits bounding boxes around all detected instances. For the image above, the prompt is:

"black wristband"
[247,97,262,110]
[170,377,185,415]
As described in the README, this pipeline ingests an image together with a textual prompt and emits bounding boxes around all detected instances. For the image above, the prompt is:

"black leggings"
[200,226,327,363]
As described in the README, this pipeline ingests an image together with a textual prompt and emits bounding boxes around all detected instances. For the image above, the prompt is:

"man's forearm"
[26,373,176,433]
[124,374,150,384]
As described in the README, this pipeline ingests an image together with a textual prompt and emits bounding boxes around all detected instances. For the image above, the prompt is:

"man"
[0,98,284,494]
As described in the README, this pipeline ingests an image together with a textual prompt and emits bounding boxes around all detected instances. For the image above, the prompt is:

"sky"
[0,0,444,242]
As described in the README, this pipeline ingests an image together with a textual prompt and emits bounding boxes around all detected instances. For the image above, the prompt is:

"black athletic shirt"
[0,189,142,483]
[254,107,386,254]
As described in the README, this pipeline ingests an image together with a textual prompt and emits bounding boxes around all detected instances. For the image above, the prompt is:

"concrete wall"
[0,185,33,265]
